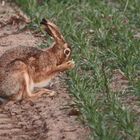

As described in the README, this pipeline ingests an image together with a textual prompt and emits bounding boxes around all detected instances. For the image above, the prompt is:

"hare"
[0,18,75,102]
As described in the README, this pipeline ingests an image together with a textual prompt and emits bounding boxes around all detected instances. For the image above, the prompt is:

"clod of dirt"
[68,108,81,116]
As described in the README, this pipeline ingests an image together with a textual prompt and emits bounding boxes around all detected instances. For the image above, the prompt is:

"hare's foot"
[55,60,75,72]
[36,88,57,97]
[64,60,75,69]
[25,88,57,99]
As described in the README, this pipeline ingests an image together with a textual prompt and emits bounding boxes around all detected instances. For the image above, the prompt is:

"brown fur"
[0,19,75,101]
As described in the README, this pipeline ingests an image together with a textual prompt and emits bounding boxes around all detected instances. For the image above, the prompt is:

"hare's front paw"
[66,60,75,69]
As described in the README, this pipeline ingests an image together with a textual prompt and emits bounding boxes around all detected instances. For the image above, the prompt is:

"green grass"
[15,0,140,139]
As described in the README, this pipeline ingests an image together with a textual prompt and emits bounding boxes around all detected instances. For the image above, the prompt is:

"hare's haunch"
[0,19,75,102]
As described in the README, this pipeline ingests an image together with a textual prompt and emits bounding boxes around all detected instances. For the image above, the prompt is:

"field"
[15,0,140,139]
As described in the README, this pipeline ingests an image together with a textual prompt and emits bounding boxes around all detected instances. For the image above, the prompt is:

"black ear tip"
[40,18,48,25]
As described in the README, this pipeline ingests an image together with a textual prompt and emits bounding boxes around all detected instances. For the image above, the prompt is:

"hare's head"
[40,18,72,63]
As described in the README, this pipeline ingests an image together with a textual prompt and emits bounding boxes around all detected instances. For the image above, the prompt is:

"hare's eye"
[64,48,71,56]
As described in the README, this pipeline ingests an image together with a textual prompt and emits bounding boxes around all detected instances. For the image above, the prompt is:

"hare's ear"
[40,18,65,44]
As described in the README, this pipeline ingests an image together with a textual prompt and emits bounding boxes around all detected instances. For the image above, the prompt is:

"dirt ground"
[0,2,89,140]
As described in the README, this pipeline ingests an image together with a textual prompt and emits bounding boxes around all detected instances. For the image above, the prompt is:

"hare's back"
[0,46,42,67]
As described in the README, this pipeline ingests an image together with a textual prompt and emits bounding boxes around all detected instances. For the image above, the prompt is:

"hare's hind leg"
[0,60,28,101]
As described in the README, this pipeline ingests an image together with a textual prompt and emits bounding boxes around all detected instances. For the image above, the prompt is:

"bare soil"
[0,2,89,140]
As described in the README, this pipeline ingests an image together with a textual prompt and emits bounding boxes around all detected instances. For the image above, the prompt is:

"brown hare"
[0,18,75,102]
